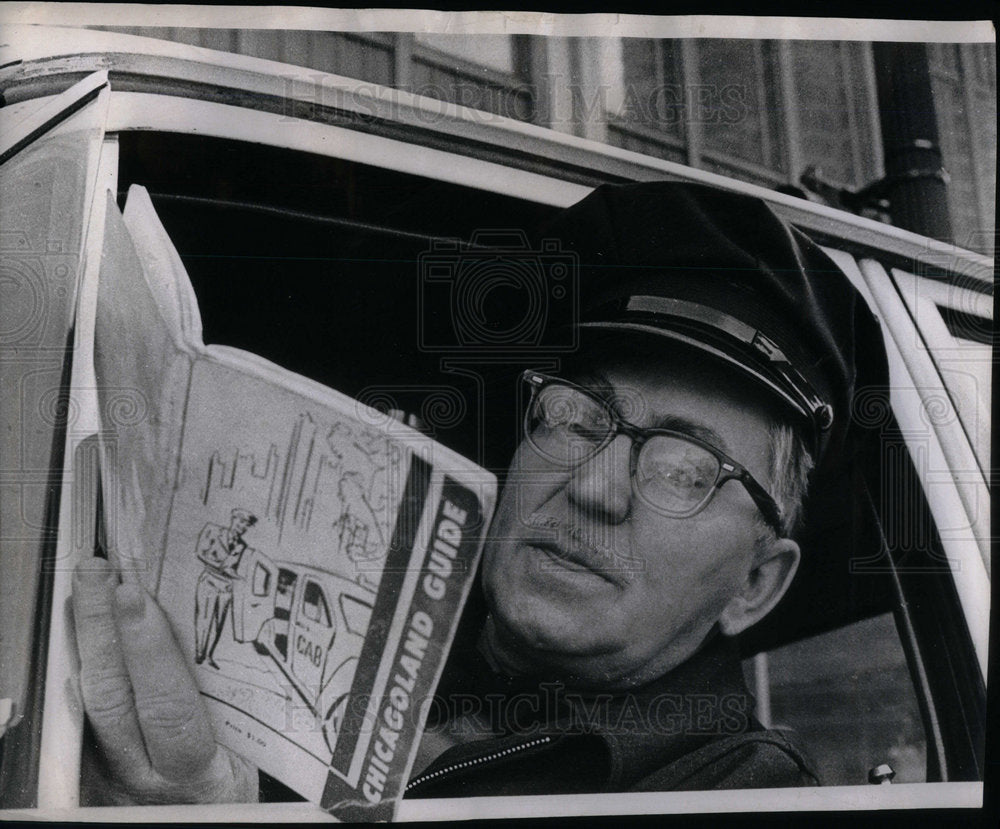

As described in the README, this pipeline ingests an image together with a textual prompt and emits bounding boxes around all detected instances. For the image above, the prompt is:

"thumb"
[114,583,218,782]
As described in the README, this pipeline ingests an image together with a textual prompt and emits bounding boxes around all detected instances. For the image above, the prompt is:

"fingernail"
[114,582,146,621]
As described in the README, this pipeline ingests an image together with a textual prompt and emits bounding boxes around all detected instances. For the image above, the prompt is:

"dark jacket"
[405,634,819,798]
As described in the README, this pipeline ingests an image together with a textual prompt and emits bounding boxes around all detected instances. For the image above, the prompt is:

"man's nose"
[564,434,633,522]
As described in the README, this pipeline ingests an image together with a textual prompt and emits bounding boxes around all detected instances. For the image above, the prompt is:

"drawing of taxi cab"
[230,546,375,752]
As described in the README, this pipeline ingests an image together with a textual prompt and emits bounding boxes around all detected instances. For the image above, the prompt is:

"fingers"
[72,560,152,785]
[74,559,257,804]
[114,582,218,782]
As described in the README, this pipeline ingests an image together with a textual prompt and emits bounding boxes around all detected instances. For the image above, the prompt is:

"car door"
[231,546,278,644]
[291,577,337,706]
[0,70,113,809]
[740,246,989,785]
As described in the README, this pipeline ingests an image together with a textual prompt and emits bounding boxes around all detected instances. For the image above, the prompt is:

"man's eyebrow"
[650,415,730,455]
[572,369,731,454]
[573,370,615,401]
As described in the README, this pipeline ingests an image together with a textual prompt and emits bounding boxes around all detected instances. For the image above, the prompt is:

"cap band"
[592,294,835,438]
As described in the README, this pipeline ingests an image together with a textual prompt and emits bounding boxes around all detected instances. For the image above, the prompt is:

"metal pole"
[872,43,953,242]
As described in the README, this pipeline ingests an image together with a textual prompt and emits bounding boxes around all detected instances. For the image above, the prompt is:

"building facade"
[100,28,996,255]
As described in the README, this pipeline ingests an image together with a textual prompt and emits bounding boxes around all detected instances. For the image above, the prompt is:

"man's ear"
[717,538,800,637]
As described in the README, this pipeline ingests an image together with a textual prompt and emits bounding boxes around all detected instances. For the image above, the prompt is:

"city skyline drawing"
[198,411,405,583]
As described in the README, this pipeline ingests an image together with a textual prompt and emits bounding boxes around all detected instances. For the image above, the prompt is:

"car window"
[339,594,373,636]
[739,246,989,788]
[109,126,986,799]
[115,131,558,471]
[252,562,272,597]
[889,268,991,474]
[745,612,926,785]
[303,580,332,628]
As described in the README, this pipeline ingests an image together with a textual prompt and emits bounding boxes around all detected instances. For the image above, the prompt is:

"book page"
[93,192,196,585]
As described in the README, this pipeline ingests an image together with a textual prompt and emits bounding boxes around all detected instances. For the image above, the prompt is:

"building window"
[785,41,882,189]
[618,38,684,140]
[610,38,887,194]
[413,33,516,74]
[697,39,786,177]
[407,34,536,122]
[928,42,997,255]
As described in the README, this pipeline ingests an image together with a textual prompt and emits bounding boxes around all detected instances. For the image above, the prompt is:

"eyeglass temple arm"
[737,471,785,535]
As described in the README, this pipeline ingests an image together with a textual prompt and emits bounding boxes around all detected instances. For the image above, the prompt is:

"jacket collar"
[435,631,756,790]
[577,633,756,788]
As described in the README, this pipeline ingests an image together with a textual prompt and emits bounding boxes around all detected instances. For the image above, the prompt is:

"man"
[193,508,257,669]
[72,182,887,802]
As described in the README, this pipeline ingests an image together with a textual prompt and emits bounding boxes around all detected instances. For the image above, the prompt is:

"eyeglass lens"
[527,382,722,514]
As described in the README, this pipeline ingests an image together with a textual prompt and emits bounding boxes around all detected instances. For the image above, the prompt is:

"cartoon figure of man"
[193,508,257,669]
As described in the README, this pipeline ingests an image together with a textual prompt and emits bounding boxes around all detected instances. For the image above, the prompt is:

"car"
[0,24,990,820]
[231,546,374,754]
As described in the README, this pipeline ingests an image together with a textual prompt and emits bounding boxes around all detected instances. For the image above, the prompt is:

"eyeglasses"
[521,371,783,532]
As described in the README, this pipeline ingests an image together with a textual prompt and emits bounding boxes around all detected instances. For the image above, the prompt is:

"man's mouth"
[524,536,629,585]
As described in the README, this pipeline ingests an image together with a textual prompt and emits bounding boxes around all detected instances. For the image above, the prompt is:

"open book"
[92,184,496,820]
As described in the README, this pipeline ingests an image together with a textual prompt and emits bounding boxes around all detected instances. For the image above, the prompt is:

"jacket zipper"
[406,735,553,792]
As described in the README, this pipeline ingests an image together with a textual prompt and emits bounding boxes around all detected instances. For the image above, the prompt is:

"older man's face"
[481,350,780,688]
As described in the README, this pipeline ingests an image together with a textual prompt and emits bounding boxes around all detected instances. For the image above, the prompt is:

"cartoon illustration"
[333,469,386,591]
[193,508,257,668]
[200,412,402,589]
[228,546,375,753]
[186,410,402,751]
[190,506,376,752]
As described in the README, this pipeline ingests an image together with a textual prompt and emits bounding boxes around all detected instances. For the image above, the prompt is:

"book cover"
[93,184,496,819]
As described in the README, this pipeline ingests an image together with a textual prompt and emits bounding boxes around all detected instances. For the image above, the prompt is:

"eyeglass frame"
[521,370,785,533]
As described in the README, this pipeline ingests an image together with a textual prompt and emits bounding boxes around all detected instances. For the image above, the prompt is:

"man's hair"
[762,421,814,540]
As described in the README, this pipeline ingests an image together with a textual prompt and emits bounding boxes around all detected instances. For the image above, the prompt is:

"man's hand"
[73,558,258,805]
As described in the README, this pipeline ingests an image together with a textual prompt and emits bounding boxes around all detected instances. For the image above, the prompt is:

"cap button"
[817,403,834,431]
